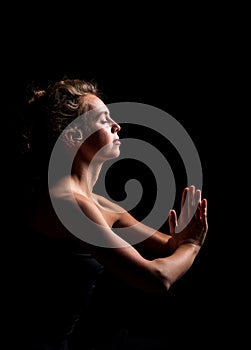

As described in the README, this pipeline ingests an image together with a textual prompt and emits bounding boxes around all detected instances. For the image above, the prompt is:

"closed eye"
[101,118,110,124]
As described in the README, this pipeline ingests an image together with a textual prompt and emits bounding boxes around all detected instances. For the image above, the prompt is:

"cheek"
[95,129,111,146]
[85,129,111,149]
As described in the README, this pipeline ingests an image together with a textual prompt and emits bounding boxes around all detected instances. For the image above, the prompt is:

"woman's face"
[79,94,121,161]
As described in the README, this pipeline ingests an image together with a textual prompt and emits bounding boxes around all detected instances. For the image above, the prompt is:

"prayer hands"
[168,186,208,248]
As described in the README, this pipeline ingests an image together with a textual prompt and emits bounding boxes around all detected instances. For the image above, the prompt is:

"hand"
[168,185,208,248]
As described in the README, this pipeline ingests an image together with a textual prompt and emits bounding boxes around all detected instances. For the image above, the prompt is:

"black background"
[4,8,236,348]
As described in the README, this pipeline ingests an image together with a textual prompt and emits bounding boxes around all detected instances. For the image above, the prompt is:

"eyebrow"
[97,110,110,118]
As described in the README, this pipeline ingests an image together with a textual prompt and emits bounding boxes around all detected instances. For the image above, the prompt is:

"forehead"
[83,94,109,113]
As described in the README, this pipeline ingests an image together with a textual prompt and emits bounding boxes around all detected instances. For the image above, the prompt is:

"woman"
[21,78,208,349]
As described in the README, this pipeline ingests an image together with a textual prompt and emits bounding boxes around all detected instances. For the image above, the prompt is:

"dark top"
[14,230,175,350]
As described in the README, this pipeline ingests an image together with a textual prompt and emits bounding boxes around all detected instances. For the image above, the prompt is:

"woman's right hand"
[168,186,208,249]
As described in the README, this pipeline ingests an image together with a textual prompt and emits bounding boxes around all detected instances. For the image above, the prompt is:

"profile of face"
[76,94,121,162]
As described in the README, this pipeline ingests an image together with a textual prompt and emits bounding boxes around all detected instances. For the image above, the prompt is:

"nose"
[111,120,121,133]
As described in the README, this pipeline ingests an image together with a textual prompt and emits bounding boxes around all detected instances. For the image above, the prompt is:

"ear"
[64,127,83,146]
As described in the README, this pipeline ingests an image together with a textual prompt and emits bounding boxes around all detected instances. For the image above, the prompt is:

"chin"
[107,150,120,159]
[112,151,120,159]
[97,147,120,161]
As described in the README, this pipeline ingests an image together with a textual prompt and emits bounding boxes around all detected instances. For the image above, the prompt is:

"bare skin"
[31,94,208,295]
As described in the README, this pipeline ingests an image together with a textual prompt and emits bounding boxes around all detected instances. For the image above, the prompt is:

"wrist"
[167,236,178,254]
[178,240,201,255]
[179,239,202,247]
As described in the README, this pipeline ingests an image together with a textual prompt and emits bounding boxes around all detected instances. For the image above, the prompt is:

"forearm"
[151,243,200,291]
[134,231,175,258]
[87,239,198,295]
[114,213,175,257]
[92,242,200,295]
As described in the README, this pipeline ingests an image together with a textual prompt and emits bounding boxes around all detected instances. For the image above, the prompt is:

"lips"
[113,139,121,145]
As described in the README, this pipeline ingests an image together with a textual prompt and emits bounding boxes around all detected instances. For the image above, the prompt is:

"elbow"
[149,261,174,295]
[156,271,173,294]
[162,278,172,293]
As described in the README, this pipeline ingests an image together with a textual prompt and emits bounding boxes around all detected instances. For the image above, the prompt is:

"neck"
[71,157,103,198]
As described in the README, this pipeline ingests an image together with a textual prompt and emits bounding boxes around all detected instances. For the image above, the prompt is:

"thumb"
[168,210,177,235]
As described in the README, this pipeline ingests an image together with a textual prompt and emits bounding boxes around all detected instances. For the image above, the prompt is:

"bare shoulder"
[93,194,126,213]
[94,194,140,228]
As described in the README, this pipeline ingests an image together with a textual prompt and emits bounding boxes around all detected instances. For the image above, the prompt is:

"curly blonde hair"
[29,78,100,137]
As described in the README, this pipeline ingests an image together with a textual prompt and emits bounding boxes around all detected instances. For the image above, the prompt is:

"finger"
[190,185,195,205]
[181,187,188,211]
[195,189,201,205]
[168,210,177,235]
[188,185,195,222]
[200,198,208,230]
[180,187,189,227]
[195,189,201,220]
